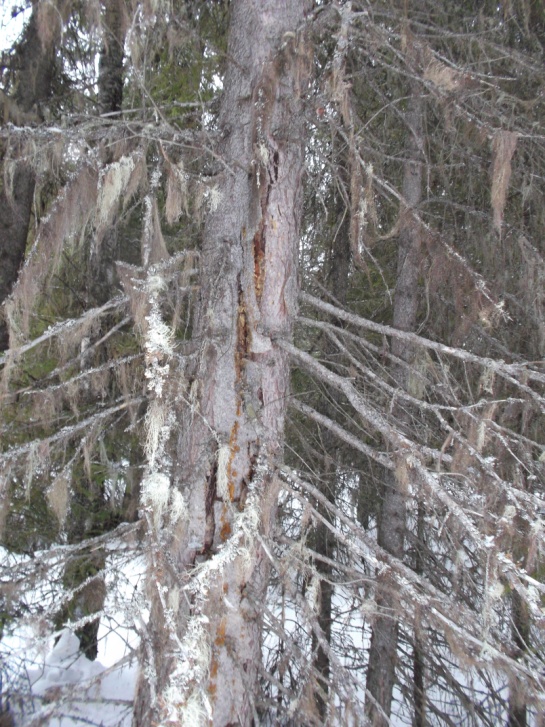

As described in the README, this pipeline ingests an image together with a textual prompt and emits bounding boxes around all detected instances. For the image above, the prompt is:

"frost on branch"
[95,153,145,249]
[154,459,269,723]
[162,615,212,726]
[140,269,175,530]
[170,488,188,525]
[141,472,170,529]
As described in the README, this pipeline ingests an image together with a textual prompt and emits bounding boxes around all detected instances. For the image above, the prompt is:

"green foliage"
[3,474,59,554]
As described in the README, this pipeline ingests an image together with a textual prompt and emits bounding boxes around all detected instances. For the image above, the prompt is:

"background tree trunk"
[365,84,424,726]
[0,145,34,351]
[311,149,352,720]
[98,0,125,116]
[89,0,127,305]
[508,590,530,727]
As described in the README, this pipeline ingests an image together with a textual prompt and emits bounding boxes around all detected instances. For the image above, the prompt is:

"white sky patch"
[0,3,29,53]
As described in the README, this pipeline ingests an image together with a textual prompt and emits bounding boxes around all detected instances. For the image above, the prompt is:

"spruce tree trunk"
[0,146,34,350]
[98,0,125,116]
[134,1,310,724]
[508,590,530,727]
[365,85,424,726]
[312,164,352,719]
[90,0,127,304]
[413,503,426,727]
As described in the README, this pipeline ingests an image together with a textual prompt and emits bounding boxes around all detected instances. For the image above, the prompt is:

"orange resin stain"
[226,420,240,502]
[215,617,227,647]
[209,657,218,701]
[209,617,227,703]
[235,284,249,385]
[219,506,232,541]
[253,229,266,305]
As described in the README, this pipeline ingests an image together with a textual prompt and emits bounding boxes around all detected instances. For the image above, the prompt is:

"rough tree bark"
[134,1,311,724]
[365,84,424,726]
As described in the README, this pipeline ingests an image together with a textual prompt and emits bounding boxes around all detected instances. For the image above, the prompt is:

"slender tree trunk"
[413,503,426,727]
[508,590,529,727]
[365,85,424,726]
[507,502,532,727]
[134,1,311,724]
[312,168,352,719]
[89,0,127,305]
[0,146,34,350]
[98,0,125,116]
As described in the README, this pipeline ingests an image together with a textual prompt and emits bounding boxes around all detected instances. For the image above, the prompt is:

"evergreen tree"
[0,1,544,725]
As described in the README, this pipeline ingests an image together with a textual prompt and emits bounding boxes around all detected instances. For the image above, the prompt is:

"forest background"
[1,0,545,725]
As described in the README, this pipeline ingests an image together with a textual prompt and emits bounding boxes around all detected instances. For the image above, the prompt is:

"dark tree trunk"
[98,0,125,116]
[365,85,424,726]
[413,503,426,727]
[508,571,530,727]
[90,0,126,303]
[0,145,34,350]
[312,161,352,719]
[313,523,334,715]
[91,0,126,300]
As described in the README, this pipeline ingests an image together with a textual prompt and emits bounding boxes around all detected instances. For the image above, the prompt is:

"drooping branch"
[280,469,545,704]
[279,339,545,572]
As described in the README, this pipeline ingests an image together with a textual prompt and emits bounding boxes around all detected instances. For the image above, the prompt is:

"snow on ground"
[24,629,136,727]
[1,550,145,726]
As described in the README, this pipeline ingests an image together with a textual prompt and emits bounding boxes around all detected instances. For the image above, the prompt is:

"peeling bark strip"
[134,2,311,725]
[491,130,518,237]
